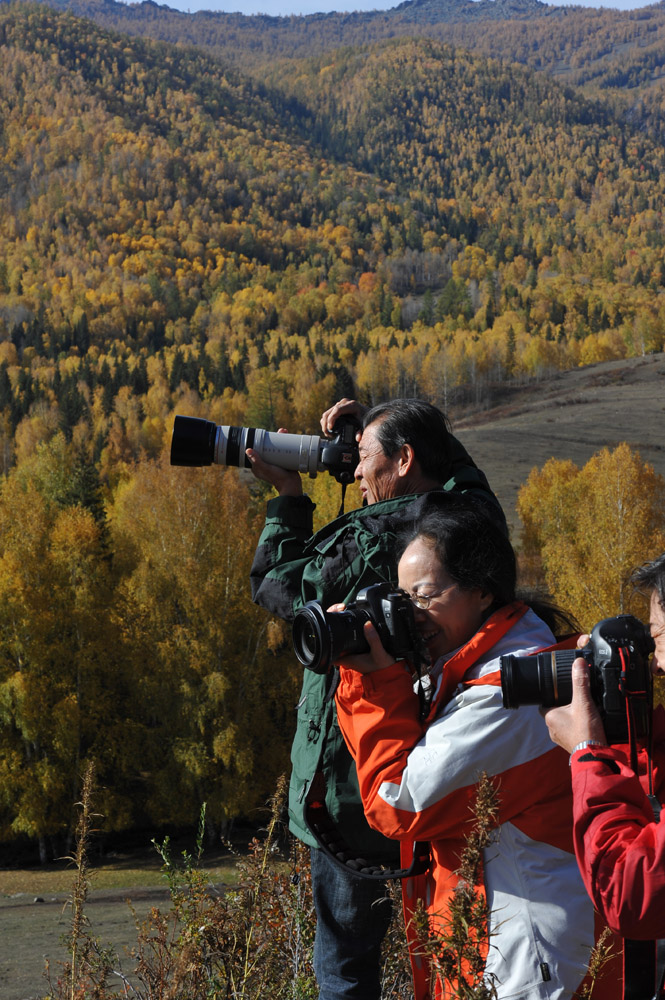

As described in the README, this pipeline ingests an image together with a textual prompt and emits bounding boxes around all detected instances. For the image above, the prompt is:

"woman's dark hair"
[363,398,452,482]
[631,552,665,610]
[397,498,578,637]
[397,500,517,608]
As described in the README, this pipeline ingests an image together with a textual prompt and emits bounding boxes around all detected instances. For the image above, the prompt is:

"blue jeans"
[310,846,393,1000]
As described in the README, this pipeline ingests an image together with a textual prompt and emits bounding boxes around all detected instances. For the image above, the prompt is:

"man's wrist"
[276,484,304,497]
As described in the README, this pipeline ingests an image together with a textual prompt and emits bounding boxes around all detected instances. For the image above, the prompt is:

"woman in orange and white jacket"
[335,500,621,1000]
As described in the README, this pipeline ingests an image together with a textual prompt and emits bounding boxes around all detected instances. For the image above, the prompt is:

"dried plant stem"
[578,926,616,999]
[415,771,500,1000]
[234,775,287,998]
[69,760,96,1000]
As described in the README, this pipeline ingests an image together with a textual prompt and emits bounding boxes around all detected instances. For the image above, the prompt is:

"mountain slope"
[0,3,409,352]
[2,1,665,427]
[9,0,665,100]
[0,1,311,140]
[259,37,665,282]
[455,353,665,532]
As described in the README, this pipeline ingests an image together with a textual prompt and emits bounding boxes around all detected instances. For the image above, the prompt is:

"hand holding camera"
[321,606,397,674]
[292,582,426,675]
[320,398,366,438]
[542,653,610,754]
[245,429,303,497]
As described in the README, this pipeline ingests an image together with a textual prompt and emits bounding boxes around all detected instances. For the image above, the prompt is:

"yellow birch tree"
[518,444,665,628]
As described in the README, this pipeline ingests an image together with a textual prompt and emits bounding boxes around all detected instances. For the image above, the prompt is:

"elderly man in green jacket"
[247,396,505,1000]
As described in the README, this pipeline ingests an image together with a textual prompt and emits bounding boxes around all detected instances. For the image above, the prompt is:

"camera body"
[318,417,360,484]
[292,582,422,674]
[170,414,359,485]
[500,614,654,744]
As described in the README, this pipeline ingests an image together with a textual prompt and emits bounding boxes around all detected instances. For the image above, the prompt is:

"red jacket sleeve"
[571,741,665,939]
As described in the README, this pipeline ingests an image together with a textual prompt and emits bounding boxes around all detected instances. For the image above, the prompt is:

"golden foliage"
[518,444,665,627]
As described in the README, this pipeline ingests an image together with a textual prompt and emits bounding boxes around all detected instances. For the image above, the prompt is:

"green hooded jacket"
[250,436,505,856]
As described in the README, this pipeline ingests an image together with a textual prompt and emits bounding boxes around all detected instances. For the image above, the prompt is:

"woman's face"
[398,535,494,663]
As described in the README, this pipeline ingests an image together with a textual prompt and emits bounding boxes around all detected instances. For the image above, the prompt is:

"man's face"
[650,590,665,676]
[354,420,402,505]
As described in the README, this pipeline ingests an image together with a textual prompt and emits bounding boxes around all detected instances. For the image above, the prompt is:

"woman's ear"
[479,590,494,613]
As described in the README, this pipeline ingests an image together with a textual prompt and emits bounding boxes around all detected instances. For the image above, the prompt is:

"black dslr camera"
[500,614,654,744]
[292,583,422,674]
[170,414,359,485]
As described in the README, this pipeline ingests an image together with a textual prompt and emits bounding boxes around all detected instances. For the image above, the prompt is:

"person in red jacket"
[543,553,665,942]
[334,501,620,1000]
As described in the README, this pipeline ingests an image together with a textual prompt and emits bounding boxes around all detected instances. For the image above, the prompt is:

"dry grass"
[0,852,238,897]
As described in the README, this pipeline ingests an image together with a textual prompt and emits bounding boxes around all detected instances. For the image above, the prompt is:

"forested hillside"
[26,0,665,144]
[2,2,665,441]
[20,0,665,97]
[2,0,665,854]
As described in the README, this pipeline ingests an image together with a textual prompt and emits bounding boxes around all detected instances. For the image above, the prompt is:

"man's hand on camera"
[246,428,303,497]
[327,605,395,674]
[542,652,608,754]
[320,398,366,439]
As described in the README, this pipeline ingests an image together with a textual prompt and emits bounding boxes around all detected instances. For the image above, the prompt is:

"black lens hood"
[292,603,332,674]
[170,415,217,466]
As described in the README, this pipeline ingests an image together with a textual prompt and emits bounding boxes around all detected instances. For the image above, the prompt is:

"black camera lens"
[500,649,577,709]
[293,606,331,673]
[170,415,218,466]
[500,615,654,744]
[292,604,369,674]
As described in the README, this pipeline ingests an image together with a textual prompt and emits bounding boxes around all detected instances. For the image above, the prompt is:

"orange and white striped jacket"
[336,603,621,1000]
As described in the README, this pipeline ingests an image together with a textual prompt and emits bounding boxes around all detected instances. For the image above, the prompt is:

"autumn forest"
[2,0,665,857]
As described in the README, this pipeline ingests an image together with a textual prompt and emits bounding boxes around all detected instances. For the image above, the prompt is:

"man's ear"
[397,443,416,477]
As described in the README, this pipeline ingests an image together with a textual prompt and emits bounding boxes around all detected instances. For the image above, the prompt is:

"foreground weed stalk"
[69,761,101,999]
[413,771,500,1000]
[578,926,616,999]
[139,774,318,999]
[45,760,118,1000]
[379,880,415,999]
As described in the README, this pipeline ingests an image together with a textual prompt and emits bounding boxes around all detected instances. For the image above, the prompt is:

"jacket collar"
[426,601,529,722]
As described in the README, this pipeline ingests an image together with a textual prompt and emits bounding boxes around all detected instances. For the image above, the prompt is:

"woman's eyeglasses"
[409,586,452,610]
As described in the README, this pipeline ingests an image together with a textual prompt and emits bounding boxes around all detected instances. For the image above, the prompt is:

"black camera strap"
[638,790,665,1000]
[336,481,348,518]
[304,767,432,881]
[623,938,657,1000]
[618,644,653,775]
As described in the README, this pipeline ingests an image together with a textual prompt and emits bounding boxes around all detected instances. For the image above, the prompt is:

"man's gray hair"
[631,553,665,610]
[362,398,452,483]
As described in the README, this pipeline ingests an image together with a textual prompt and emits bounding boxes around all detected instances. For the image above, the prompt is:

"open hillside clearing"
[454,353,665,538]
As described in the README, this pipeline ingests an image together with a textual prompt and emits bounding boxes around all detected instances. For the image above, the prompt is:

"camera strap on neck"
[618,643,653,767]
[336,482,348,518]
